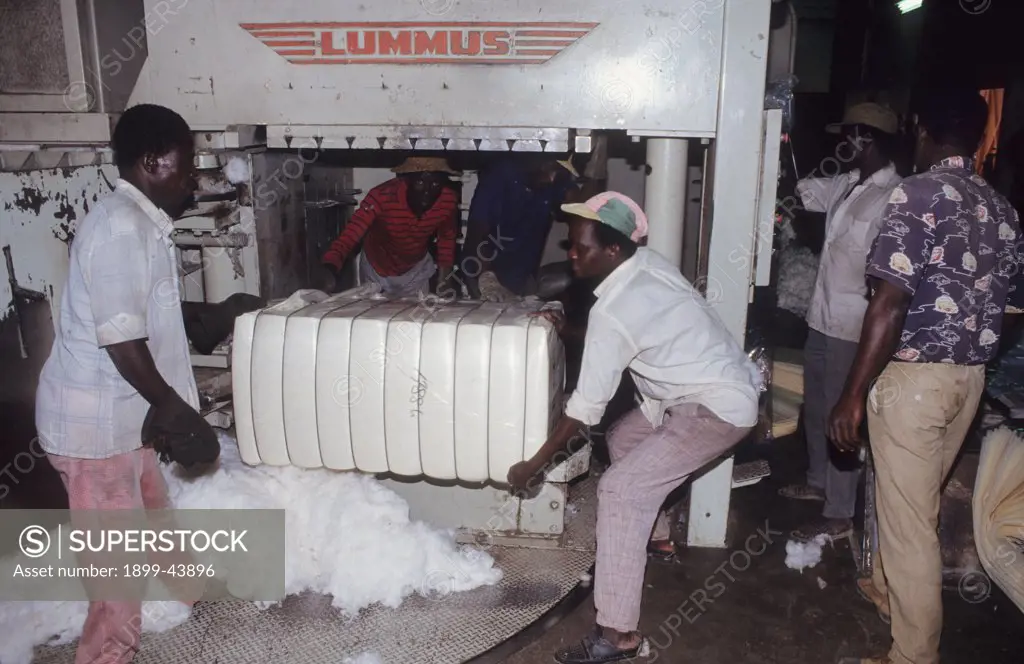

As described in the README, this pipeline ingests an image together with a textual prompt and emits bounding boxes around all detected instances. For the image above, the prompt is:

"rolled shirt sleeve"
[564,311,637,426]
[865,183,937,296]
[795,176,837,214]
[85,225,151,347]
[322,194,378,271]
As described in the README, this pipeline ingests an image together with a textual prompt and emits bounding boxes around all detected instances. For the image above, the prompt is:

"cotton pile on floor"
[0,430,502,664]
[165,430,503,613]
[784,534,829,572]
[0,600,191,664]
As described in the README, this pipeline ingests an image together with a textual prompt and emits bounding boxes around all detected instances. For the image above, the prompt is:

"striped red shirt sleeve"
[322,191,379,271]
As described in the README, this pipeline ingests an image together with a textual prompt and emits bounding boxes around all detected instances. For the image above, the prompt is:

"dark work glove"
[317,264,340,294]
[142,394,221,468]
[183,293,265,355]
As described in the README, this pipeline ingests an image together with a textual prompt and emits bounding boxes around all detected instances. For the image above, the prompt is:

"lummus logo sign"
[240,21,599,65]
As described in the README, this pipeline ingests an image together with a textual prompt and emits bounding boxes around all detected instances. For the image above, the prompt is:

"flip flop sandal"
[553,629,645,664]
[790,520,854,542]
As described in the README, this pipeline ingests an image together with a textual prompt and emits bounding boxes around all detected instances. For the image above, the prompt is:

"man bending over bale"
[506,191,762,664]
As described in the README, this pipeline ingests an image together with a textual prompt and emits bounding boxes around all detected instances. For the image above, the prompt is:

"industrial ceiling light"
[897,0,923,13]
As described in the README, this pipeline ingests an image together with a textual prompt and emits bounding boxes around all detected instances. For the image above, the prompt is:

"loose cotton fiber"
[0,431,502,663]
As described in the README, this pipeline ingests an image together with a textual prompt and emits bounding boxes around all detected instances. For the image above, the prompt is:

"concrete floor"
[3,399,1022,663]
[502,435,1024,664]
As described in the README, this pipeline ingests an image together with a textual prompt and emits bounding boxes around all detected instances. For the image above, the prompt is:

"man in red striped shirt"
[318,157,459,297]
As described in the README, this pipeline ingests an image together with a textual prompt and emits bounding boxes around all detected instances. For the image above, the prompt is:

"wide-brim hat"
[826,102,899,135]
[561,191,648,243]
[391,157,460,175]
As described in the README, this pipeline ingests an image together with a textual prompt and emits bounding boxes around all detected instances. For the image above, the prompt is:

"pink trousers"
[595,403,751,633]
[47,447,184,664]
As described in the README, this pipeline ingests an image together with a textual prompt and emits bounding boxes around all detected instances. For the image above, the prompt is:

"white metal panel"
[268,125,572,152]
[0,113,113,144]
[683,165,704,281]
[128,0,724,135]
[688,0,773,549]
[705,0,772,347]
[755,109,783,287]
[0,165,116,334]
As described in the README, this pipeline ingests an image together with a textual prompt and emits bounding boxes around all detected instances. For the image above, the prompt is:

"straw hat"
[391,157,459,175]
[826,102,899,135]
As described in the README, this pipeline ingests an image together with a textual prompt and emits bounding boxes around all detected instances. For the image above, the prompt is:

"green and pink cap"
[561,191,649,242]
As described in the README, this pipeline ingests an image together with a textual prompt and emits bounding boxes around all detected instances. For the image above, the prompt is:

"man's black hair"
[111,104,192,171]
[592,222,638,259]
[916,89,989,154]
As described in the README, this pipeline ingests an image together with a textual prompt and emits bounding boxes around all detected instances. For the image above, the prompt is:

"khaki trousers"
[866,361,984,664]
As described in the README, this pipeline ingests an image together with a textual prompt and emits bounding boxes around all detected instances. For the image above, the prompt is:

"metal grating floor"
[32,475,598,664]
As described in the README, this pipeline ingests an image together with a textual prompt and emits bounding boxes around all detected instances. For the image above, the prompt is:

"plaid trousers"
[595,403,751,632]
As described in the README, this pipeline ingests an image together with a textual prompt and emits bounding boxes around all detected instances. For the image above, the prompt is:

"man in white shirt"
[507,192,760,664]
[778,103,902,541]
[35,103,216,664]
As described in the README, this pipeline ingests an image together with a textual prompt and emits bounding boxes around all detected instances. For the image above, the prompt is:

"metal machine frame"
[1,0,782,549]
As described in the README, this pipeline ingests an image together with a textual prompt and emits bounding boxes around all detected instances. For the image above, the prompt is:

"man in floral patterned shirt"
[830,90,1022,664]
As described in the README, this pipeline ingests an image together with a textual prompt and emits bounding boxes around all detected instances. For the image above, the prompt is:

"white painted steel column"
[687,0,772,549]
[644,138,689,265]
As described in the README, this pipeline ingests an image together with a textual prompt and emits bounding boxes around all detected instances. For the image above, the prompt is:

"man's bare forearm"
[105,339,178,407]
[529,414,585,470]
[841,280,911,401]
[436,266,454,296]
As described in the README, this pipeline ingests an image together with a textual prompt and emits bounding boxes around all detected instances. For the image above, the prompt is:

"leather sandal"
[554,627,645,664]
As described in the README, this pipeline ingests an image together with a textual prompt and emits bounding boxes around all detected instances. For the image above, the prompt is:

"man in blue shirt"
[463,156,579,300]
